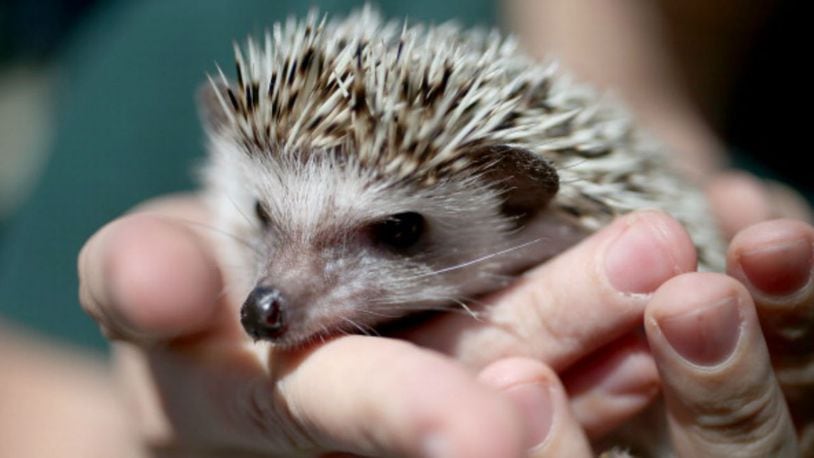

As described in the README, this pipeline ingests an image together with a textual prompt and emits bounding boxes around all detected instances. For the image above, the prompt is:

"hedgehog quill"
[199,8,724,348]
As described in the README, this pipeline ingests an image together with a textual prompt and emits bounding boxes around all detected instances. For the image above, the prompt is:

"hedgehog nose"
[240,286,287,341]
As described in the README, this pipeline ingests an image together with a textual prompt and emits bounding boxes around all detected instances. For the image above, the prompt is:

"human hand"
[79,190,713,456]
[724,219,814,454]
[13,266,802,458]
[79,189,812,455]
[623,174,813,456]
[706,167,814,452]
[78,195,608,457]
[405,171,814,454]
[403,207,696,438]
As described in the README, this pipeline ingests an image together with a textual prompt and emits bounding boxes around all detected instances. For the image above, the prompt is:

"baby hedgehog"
[199,7,724,347]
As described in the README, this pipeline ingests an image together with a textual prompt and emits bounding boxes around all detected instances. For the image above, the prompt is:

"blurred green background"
[0,0,809,351]
[0,0,499,350]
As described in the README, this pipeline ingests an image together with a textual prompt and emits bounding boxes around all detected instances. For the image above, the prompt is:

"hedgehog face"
[206,143,566,346]
[197,7,726,345]
[195,8,597,346]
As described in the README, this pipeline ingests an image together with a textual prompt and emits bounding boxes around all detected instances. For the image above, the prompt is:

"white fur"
[200,7,725,347]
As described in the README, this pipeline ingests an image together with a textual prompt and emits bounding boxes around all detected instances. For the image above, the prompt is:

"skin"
[4,1,812,456]
[67,188,811,456]
[2,175,811,456]
[503,2,813,451]
[646,273,797,456]
[0,323,143,458]
[504,0,727,182]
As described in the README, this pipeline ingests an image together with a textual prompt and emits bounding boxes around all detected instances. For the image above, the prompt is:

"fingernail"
[606,214,683,294]
[503,382,553,449]
[740,238,811,296]
[658,296,741,366]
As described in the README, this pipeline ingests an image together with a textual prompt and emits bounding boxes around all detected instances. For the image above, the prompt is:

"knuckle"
[231,378,315,452]
[507,279,555,335]
[775,353,814,395]
[510,279,577,365]
[756,292,814,358]
[498,260,635,368]
[692,382,792,452]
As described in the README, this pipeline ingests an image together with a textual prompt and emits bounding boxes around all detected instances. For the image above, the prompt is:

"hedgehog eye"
[254,200,271,227]
[372,212,425,251]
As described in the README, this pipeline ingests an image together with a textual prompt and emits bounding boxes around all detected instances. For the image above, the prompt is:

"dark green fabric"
[0,0,497,349]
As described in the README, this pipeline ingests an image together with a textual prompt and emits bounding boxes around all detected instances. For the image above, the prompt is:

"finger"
[78,198,235,345]
[764,180,813,224]
[728,219,814,355]
[726,219,814,446]
[407,210,697,371]
[706,171,773,239]
[128,336,527,457]
[645,272,798,457]
[706,171,812,240]
[278,337,527,457]
[564,332,660,439]
[479,358,593,457]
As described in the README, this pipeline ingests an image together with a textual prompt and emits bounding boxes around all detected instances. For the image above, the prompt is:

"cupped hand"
[405,208,696,437]
[404,168,814,454]
[78,191,702,455]
[78,185,814,456]
[78,196,603,457]
[707,169,814,453]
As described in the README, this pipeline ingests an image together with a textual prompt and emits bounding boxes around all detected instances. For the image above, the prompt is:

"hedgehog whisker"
[359,319,381,336]
[317,323,329,345]
[355,309,402,319]
[215,279,248,305]
[405,238,544,280]
[340,316,380,337]
[224,194,256,228]
[364,298,484,320]
[479,271,517,281]
[556,158,589,171]
[340,317,367,336]
[451,298,480,320]
[173,218,259,253]
[362,299,470,316]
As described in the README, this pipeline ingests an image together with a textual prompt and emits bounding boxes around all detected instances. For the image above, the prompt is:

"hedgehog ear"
[197,80,232,133]
[478,145,560,225]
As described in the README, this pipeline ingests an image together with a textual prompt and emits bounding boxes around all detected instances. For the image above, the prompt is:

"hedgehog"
[198,6,725,348]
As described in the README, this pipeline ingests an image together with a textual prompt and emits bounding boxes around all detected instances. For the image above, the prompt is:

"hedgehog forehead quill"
[200,7,724,347]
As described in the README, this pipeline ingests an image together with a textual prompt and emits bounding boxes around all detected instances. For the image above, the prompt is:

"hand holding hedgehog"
[78,196,806,457]
[75,6,808,458]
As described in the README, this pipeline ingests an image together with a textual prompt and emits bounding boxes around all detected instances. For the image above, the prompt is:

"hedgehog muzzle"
[240,286,287,341]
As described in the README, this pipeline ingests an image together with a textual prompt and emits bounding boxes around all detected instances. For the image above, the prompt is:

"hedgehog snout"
[240,286,287,341]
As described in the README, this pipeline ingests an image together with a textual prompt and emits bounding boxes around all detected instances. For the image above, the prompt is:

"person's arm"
[0,323,145,457]
[504,2,814,452]
[503,0,726,181]
[503,0,812,230]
